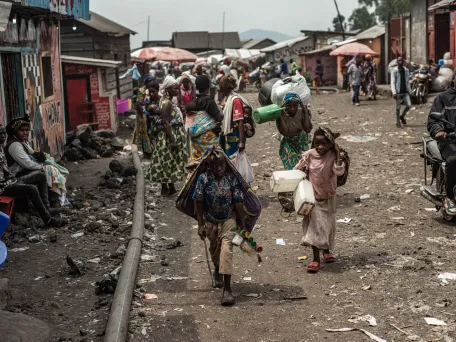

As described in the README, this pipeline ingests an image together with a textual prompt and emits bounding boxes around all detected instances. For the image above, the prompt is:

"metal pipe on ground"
[104,145,145,342]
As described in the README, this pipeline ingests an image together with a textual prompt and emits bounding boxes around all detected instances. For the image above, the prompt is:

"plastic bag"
[271,76,311,107]
[230,151,254,184]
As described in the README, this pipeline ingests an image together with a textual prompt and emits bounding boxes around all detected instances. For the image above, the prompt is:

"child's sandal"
[306,262,320,273]
[323,254,336,263]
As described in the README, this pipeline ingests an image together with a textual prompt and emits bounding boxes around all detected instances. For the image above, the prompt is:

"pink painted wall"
[305,54,338,85]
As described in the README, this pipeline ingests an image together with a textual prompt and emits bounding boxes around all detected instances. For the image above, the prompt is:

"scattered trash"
[362,285,372,291]
[174,308,184,312]
[424,208,438,212]
[243,293,260,298]
[95,274,118,295]
[424,317,446,326]
[251,163,259,167]
[360,194,371,200]
[391,217,405,220]
[298,256,308,261]
[337,218,352,223]
[87,258,101,264]
[28,234,41,243]
[349,315,377,326]
[410,232,415,237]
[138,275,162,284]
[388,205,401,212]
[141,326,147,336]
[326,328,386,342]
[165,241,184,249]
[405,189,414,194]
[141,254,159,262]
[438,273,456,283]
[243,277,252,281]
[9,247,29,252]
[341,135,378,143]
[71,232,84,239]
[144,294,158,300]
[66,255,85,276]
[276,238,286,246]
[34,276,43,280]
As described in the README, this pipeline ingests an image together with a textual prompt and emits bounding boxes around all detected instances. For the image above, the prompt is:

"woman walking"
[132,77,154,157]
[276,92,313,170]
[147,76,188,196]
[219,75,253,158]
[364,55,377,100]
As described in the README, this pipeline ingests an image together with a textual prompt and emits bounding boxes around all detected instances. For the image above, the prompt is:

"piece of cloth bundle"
[281,92,303,107]
[219,75,237,91]
[162,75,178,90]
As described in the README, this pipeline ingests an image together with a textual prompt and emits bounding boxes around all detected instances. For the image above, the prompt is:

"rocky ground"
[128,91,456,342]
[1,155,138,341]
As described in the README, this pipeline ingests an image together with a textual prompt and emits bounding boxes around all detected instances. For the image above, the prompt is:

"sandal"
[323,254,336,263]
[221,290,235,306]
[306,262,320,273]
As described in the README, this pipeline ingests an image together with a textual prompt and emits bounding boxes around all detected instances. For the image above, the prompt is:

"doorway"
[63,74,91,132]
[1,53,25,122]
[435,13,450,61]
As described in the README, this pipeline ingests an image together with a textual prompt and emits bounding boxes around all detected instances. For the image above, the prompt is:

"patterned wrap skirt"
[279,133,310,170]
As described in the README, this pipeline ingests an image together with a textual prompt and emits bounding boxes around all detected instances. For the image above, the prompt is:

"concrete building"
[261,36,313,63]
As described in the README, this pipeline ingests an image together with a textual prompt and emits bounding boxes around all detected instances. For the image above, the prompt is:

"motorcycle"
[420,111,456,221]
[410,67,432,105]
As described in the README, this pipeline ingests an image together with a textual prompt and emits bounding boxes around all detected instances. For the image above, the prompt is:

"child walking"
[295,127,346,273]
[193,148,246,306]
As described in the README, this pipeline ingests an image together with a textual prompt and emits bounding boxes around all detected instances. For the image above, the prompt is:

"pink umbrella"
[131,47,198,63]
[329,42,379,57]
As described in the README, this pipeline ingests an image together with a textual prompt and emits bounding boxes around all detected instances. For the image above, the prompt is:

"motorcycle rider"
[427,81,456,215]
[391,56,411,128]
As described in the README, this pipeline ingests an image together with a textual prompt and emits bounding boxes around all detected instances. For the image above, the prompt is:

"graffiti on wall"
[22,21,64,157]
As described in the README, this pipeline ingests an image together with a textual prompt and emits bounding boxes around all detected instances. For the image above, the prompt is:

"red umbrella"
[131,47,198,63]
[329,42,379,57]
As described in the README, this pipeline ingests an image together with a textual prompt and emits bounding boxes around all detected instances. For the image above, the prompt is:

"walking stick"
[203,239,215,288]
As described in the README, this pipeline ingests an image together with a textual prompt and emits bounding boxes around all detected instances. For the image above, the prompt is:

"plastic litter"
[244,293,260,298]
[87,258,101,264]
[326,328,386,342]
[276,238,286,245]
[298,256,308,261]
[438,273,456,281]
[349,315,377,326]
[144,294,158,300]
[9,247,29,252]
[388,205,401,212]
[71,232,84,238]
[337,218,352,223]
[243,277,252,281]
[424,317,446,326]
[360,194,371,200]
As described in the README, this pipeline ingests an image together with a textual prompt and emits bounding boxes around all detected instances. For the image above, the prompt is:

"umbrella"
[131,47,198,63]
[329,42,379,57]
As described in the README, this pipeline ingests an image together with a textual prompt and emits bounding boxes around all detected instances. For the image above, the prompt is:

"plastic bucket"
[253,104,283,124]
[0,211,9,238]
[0,241,6,268]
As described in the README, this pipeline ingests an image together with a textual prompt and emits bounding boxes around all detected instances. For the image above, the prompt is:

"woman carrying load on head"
[147,75,188,196]
[277,92,313,170]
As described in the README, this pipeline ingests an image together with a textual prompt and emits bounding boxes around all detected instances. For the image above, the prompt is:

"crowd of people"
[344,54,378,106]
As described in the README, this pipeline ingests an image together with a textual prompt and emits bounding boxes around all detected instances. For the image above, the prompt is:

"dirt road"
[130,91,456,342]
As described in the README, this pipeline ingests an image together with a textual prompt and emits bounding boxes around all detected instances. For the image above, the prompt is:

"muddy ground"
[129,91,456,342]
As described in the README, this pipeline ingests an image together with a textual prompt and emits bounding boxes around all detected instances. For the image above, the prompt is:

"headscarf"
[6,116,31,137]
[311,126,341,148]
[365,54,372,61]
[162,75,178,90]
[219,74,237,91]
[281,92,303,107]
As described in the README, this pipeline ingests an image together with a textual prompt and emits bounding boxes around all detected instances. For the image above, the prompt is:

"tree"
[358,0,412,23]
[332,15,347,32]
[348,6,378,31]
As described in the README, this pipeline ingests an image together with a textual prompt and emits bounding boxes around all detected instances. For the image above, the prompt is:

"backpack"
[337,146,350,187]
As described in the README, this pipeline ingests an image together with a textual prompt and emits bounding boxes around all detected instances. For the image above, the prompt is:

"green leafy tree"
[358,0,412,23]
[332,15,347,32]
[348,7,378,31]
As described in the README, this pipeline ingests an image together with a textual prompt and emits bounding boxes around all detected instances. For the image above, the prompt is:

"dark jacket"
[428,87,456,138]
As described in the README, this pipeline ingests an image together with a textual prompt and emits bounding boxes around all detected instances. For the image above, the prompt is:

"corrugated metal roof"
[173,31,211,49]
[261,35,310,53]
[242,38,275,49]
[20,0,90,19]
[302,45,336,55]
[0,2,12,32]
[354,24,385,40]
[61,55,122,68]
[224,49,263,59]
[77,11,136,36]
[429,0,456,10]
[210,32,242,49]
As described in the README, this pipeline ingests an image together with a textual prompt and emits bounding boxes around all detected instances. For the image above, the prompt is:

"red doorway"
[64,75,91,131]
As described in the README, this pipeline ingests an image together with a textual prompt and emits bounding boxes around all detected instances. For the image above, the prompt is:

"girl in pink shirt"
[295,127,346,273]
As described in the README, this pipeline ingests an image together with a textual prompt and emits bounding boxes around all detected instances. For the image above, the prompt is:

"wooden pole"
[333,0,346,40]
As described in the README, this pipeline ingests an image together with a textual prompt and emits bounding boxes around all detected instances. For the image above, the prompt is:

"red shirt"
[232,98,244,122]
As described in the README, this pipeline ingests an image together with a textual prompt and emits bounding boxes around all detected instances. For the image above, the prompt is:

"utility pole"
[222,12,225,51]
[333,0,346,40]
[147,16,150,41]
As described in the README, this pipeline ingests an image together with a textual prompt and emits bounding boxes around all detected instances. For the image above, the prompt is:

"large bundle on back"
[271,76,311,107]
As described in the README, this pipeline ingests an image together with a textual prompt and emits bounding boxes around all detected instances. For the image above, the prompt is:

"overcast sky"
[91,0,360,49]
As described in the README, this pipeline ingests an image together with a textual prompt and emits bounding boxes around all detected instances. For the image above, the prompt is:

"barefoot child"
[295,127,346,273]
[193,148,246,306]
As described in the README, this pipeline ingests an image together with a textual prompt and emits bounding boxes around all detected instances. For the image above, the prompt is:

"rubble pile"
[63,124,125,162]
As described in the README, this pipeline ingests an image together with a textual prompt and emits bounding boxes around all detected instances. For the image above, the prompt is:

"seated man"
[0,125,66,228]
[427,85,456,215]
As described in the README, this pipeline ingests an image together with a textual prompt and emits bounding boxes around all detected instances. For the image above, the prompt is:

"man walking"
[280,59,289,78]
[391,56,411,128]
[348,56,362,106]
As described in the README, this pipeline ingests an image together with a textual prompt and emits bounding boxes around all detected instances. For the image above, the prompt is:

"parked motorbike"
[410,67,432,105]
[420,112,456,221]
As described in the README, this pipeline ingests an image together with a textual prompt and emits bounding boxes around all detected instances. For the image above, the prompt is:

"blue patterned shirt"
[193,171,244,223]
